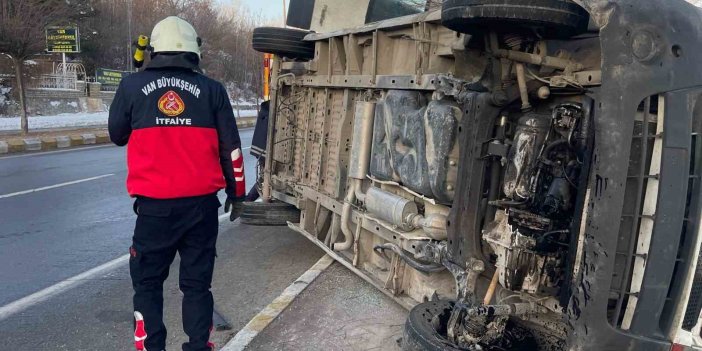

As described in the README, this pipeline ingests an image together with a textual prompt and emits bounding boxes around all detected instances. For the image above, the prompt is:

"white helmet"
[150,16,201,57]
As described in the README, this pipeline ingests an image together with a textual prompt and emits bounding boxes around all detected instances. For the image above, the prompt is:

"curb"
[220,255,334,351]
[0,117,257,155]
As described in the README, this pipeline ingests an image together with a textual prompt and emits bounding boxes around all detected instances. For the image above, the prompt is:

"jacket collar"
[145,53,200,72]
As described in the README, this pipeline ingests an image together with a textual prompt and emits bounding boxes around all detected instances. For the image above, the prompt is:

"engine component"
[415,240,447,265]
[503,112,551,201]
[537,103,583,217]
[543,174,572,217]
[537,86,551,100]
[554,102,587,156]
[363,185,449,238]
[552,103,583,137]
[508,208,551,232]
[365,187,418,231]
[484,115,509,224]
[483,211,564,295]
[411,213,449,240]
[482,101,588,308]
[467,302,543,318]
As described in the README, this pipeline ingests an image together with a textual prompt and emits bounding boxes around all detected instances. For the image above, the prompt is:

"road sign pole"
[45,26,80,88]
[62,53,67,89]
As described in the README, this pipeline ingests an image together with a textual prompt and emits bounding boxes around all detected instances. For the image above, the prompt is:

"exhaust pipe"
[333,101,375,251]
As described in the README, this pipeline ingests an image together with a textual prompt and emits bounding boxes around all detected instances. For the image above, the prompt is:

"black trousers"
[130,194,220,351]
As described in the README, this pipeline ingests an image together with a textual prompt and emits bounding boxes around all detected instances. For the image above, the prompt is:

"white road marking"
[0,213,233,321]
[0,174,115,199]
[242,146,251,151]
[221,255,334,351]
[0,144,114,160]
[0,254,129,322]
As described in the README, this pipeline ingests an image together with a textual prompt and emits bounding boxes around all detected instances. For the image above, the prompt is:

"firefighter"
[245,100,269,202]
[108,16,245,351]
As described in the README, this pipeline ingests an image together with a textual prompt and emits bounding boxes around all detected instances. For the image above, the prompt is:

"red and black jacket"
[108,54,245,200]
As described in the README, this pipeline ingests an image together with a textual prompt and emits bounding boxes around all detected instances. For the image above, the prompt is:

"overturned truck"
[251,0,702,349]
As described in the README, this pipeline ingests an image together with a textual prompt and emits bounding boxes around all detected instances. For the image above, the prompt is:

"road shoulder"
[243,262,408,351]
[0,221,324,351]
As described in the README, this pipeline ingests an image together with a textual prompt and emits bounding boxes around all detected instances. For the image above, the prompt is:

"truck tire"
[402,300,539,351]
[252,27,315,60]
[401,300,463,351]
[441,0,589,39]
[240,201,301,226]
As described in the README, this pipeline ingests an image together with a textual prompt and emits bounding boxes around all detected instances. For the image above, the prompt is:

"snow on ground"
[0,112,109,131]
[232,109,259,118]
[0,84,11,108]
[232,97,259,106]
[0,110,258,132]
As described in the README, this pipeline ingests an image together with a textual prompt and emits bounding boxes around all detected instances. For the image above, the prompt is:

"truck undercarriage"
[254,0,702,349]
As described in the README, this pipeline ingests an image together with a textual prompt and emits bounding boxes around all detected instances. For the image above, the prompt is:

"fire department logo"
[158,90,185,117]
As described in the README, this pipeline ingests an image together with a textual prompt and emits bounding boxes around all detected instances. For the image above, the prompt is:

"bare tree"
[0,0,269,122]
[0,0,73,134]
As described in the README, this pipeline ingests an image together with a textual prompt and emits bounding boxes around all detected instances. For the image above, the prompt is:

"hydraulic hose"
[374,243,446,273]
[542,139,570,159]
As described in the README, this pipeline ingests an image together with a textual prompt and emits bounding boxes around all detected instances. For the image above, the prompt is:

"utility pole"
[127,0,133,71]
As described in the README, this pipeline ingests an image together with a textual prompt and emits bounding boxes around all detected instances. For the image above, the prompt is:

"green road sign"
[46,27,80,53]
[96,68,130,86]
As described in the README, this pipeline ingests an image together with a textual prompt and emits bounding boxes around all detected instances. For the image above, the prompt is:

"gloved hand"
[224,196,245,222]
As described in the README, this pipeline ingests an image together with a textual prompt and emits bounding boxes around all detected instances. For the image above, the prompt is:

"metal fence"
[99,84,119,92]
[27,74,79,90]
[55,63,87,81]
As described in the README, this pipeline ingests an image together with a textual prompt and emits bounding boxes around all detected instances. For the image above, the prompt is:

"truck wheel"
[401,300,464,351]
[401,300,539,351]
[252,27,315,60]
[441,0,590,39]
[240,201,301,226]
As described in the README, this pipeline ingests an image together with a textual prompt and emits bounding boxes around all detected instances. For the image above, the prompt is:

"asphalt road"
[0,127,324,350]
